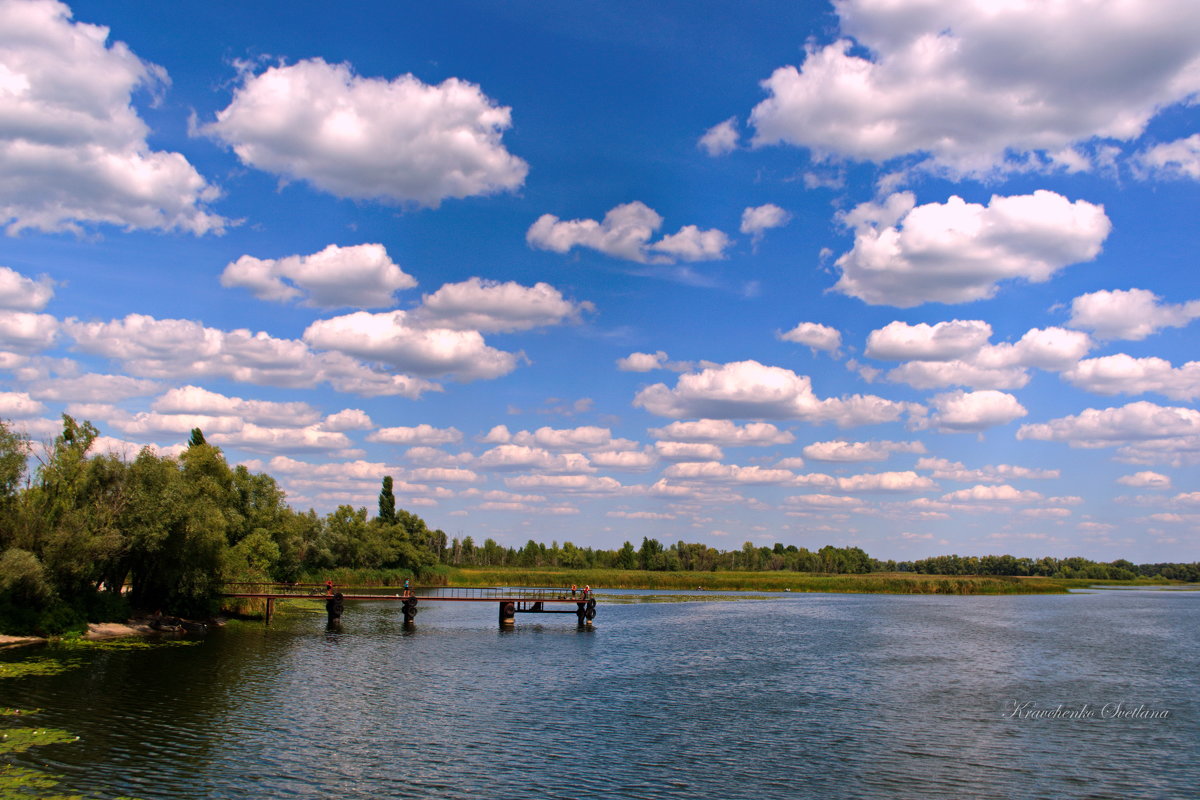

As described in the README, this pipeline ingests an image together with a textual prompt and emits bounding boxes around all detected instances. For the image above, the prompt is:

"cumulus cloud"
[747,0,1200,175]
[617,351,667,372]
[1067,288,1200,341]
[25,372,158,402]
[474,444,590,473]
[320,408,373,432]
[210,423,353,455]
[205,58,526,206]
[588,450,657,471]
[64,313,440,398]
[1117,471,1171,489]
[648,419,795,447]
[740,204,791,241]
[526,202,730,264]
[635,360,915,425]
[654,441,724,462]
[833,191,1111,307]
[0,0,224,234]
[924,390,1027,433]
[699,117,739,156]
[915,457,1058,483]
[0,311,58,353]
[415,278,589,333]
[803,439,925,462]
[510,426,623,451]
[220,243,416,308]
[1135,134,1200,180]
[0,390,46,417]
[868,320,1093,390]
[0,267,54,310]
[302,310,519,381]
[1063,354,1200,401]
[941,485,1044,504]
[367,424,463,446]
[664,461,796,485]
[835,471,934,492]
[1017,401,1200,449]
[778,322,841,355]
[784,494,864,509]
[151,385,320,426]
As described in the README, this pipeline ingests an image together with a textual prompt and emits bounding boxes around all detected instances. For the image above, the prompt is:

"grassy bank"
[289,566,1176,594]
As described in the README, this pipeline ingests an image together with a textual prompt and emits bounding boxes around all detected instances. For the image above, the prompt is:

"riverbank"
[303,567,1175,594]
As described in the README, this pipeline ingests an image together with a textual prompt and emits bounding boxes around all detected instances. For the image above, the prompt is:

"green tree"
[378,476,397,524]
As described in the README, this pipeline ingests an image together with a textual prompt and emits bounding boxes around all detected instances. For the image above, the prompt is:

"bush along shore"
[3,416,1196,635]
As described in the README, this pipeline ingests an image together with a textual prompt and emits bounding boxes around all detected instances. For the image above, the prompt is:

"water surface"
[3,590,1196,799]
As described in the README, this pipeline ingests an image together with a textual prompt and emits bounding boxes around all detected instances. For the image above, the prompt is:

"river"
[2,589,1197,799]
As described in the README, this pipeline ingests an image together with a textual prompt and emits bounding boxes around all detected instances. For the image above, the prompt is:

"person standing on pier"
[404,578,411,596]
[570,584,577,597]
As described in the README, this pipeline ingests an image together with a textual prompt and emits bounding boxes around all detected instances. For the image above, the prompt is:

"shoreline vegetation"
[2,416,1197,637]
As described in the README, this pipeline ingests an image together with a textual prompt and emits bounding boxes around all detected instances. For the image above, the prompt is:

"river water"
[2,589,1197,799]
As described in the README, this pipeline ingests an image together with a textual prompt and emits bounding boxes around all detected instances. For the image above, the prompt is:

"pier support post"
[402,597,418,625]
[326,592,344,627]
[499,601,516,628]
[576,602,586,625]
[266,597,274,625]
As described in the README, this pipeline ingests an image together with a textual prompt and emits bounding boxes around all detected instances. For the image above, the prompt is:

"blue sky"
[2,0,1199,561]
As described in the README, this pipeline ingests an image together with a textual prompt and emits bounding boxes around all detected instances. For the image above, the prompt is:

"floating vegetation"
[51,638,203,652]
[0,763,83,800]
[0,726,75,755]
[0,658,82,680]
[0,709,39,718]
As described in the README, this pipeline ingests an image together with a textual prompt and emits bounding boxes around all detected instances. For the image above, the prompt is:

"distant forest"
[2,417,1196,634]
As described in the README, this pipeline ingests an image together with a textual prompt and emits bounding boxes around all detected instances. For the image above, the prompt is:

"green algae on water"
[51,637,202,652]
[0,727,75,755]
[0,658,82,680]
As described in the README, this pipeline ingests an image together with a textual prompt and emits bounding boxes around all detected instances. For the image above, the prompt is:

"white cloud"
[0,390,45,417]
[210,423,353,455]
[1117,471,1171,489]
[0,267,53,310]
[302,310,519,381]
[778,322,841,354]
[833,191,1111,307]
[747,0,1200,175]
[416,277,588,332]
[740,204,791,241]
[527,202,730,263]
[654,441,724,462]
[924,389,1027,433]
[220,243,416,309]
[0,0,223,234]
[65,313,440,397]
[648,419,795,446]
[1018,401,1200,448]
[588,450,657,471]
[617,351,668,372]
[25,372,158,402]
[699,117,739,156]
[664,461,796,485]
[151,385,320,427]
[942,485,1044,504]
[1063,354,1200,401]
[635,360,915,425]
[915,457,1058,483]
[407,467,479,484]
[803,439,925,462]
[0,311,57,353]
[321,408,373,432]
[870,321,1093,390]
[368,424,463,446]
[504,474,625,494]
[1067,288,1200,341]
[784,494,864,509]
[1135,134,1200,180]
[835,471,934,492]
[205,58,526,206]
[510,426,621,451]
[474,444,591,473]
[866,320,992,361]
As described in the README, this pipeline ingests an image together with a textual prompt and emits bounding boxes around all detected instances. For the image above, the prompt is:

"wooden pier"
[221,584,598,629]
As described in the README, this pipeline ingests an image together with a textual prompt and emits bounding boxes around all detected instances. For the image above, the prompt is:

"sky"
[2,0,1199,562]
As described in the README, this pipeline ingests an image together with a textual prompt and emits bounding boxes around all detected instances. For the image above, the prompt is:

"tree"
[188,428,206,447]
[378,476,396,524]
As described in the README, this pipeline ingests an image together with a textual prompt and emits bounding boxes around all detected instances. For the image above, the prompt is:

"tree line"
[2,416,1196,634]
